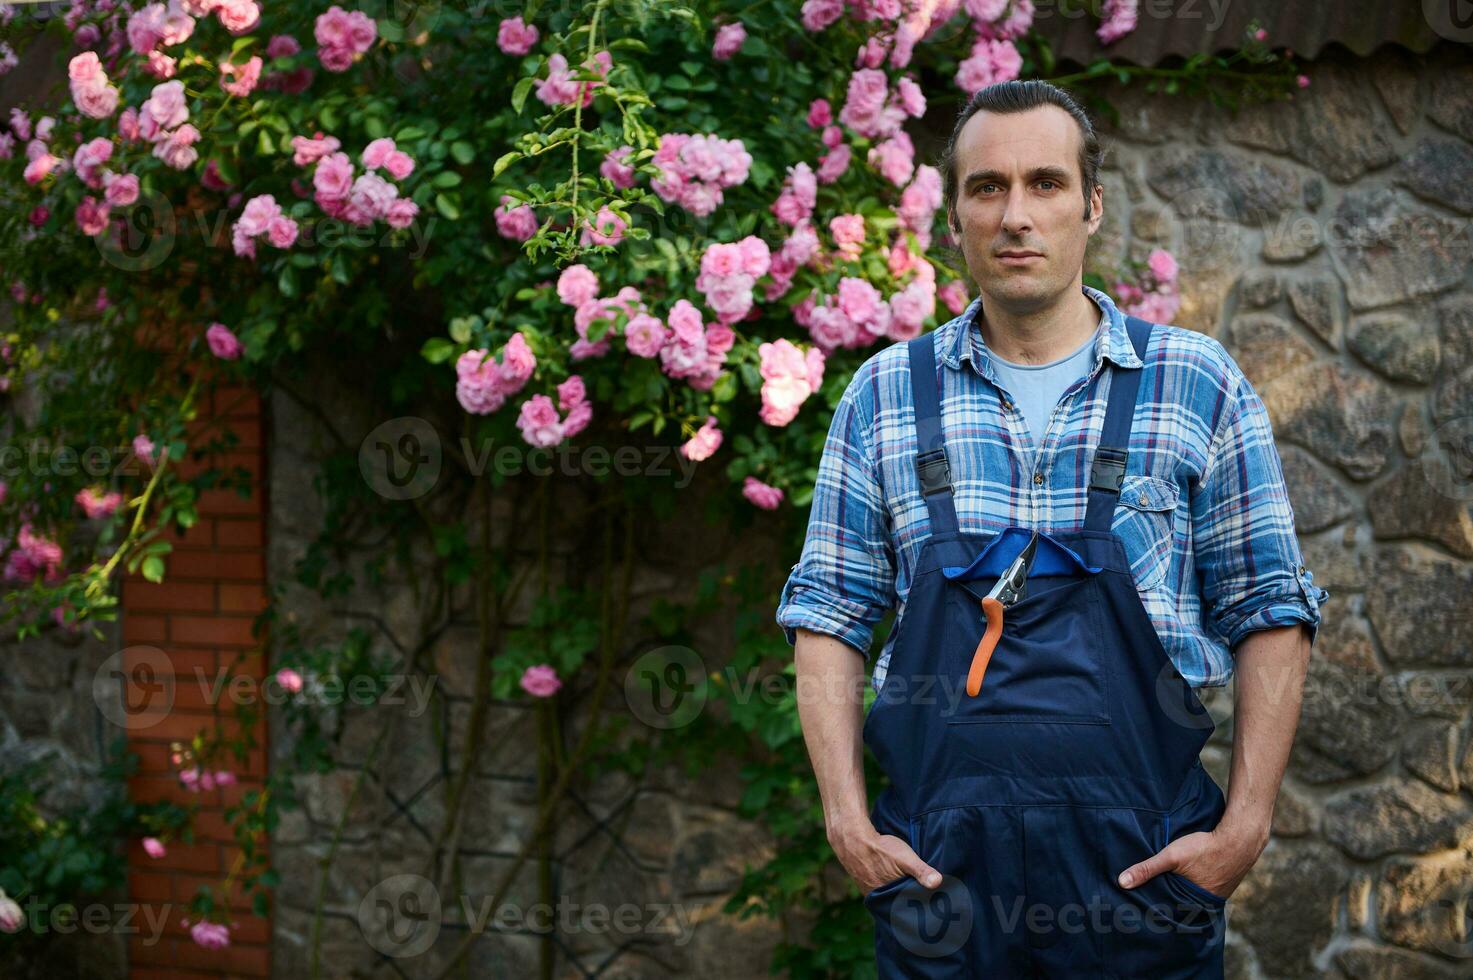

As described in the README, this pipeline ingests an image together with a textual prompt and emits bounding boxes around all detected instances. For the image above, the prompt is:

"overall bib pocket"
[940,573,1110,726]
[1111,474,1179,594]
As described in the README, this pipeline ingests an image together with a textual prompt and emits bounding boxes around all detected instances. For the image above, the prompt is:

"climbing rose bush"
[0,0,1300,952]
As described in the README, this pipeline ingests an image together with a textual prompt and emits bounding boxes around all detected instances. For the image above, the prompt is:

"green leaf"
[421,337,457,363]
[256,129,275,155]
[492,151,521,178]
[377,18,405,43]
[395,124,427,142]
[711,372,737,403]
[229,36,258,59]
[664,74,691,92]
[450,141,475,165]
[330,251,350,284]
[432,171,462,188]
[141,555,165,583]
[320,104,339,129]
[277,265,297,298]
[364,116,387,139]
[434,193,461,220]
[511,76,536,115]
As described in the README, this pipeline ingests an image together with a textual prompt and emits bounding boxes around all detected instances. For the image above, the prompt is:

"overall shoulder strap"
[907,331,960,537]
[1083,315,1154,533]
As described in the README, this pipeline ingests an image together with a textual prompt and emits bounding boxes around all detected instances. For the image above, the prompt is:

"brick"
[122,580,217,613]
[168,550,265,581]
[218,583,267,613]
[124,710,246,743]
[161,648,219,676]
[133,841,223,873]
[173,940,271,976]
[213,519,264,549]
[177,451,262,482]
[122,613,168,643]
[213,385,262,417]
[127,872,174,904]
[197,486,263,516]
[170,616,260,648]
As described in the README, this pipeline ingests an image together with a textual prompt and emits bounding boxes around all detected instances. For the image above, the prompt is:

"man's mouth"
[996,251,1043,265]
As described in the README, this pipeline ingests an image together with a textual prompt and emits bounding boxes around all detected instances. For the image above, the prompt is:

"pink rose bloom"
[383,149,414,180]
[556,264,599,307]
[1146,248,1178,284]
[216,0,261,35]
[118,108,141,142]
[219,55,262,97]
[361,137,398,170]
[314,5,376,72]
[140,79,188,132]
[266,34,301,58]
[517,394,564,447]
[312,151,354,201]
[75,196,110,235]
[807,98,832,128]
[1096,0,1138,45]
[679,415,723,461]
[956,38,1022,93]
[76,486,124,519]
[385,198,419,229]
[817,143,851,184]
[896,75,926,118]
[27,205,47,226]
[520,664,562,698]
[600,146,636,189]
[494,194,542,241]
[536,50,612,108]
[713,21,746,60]
[938,280,970,315]
[3,525,64,584]
[291,132,341,166]
[275,667,304,693]
[1296,74,1310,88]
[133,434,158,465]
[869,131,915,187]
[742,476,785,510]
[623,313,667,358]
[801,0,845,32]
[582,206,626,246]
[829,213,866,259]
[206,322,244,360]
[266,215,299,248]
[142,837,166,859]
[497,16,539,55]
[839,68,905,140]
[0,892,22,933]
[350,172,398,219]
[190,921,231,949]
[8,107,29,140]
[104,172,141,207]
[144,50,178,79]
[152,123,200,170]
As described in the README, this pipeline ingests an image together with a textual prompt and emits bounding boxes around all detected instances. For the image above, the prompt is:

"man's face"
[949,105,1104,313]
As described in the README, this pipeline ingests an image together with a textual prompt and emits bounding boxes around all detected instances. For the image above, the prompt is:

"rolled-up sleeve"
[1191,370,1330,653]
[775,372,896,657]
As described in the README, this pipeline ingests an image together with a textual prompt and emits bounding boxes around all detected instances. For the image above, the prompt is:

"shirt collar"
[939,284,1143,381]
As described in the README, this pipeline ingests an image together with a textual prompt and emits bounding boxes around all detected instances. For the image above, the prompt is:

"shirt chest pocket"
[1111,474,1180,593]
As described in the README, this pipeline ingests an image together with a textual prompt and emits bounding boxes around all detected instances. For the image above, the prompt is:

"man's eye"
[1038,180,1057,190]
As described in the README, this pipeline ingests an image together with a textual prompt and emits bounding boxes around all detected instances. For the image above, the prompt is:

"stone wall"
[1086,41,1473,979]
[261,41,1473,980]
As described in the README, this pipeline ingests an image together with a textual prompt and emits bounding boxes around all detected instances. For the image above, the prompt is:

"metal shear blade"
[986,529,1040,606]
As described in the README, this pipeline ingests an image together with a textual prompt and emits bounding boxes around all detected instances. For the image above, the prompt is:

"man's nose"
[1000,185,1034,237]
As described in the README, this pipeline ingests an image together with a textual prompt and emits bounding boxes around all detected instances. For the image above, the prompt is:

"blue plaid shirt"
[776,285,1329,693]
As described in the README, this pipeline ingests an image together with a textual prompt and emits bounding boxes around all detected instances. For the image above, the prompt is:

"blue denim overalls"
[861,315,1228,978]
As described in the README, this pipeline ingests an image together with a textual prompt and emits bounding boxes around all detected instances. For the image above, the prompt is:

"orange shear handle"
[967,596,1004,697]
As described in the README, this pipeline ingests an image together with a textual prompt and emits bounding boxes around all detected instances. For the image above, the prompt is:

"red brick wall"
[121,384,272,979]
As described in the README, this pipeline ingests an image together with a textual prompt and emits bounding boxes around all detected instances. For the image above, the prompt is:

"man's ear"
[1085,183,1104,233]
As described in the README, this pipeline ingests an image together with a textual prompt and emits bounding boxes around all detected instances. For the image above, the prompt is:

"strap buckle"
[1088,447,1127,493]
[915,448,951,496]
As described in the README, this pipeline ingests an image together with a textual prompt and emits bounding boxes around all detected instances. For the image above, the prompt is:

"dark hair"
[940,79,1105,234]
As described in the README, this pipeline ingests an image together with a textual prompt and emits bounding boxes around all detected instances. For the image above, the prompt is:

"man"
[775,79,1328,978]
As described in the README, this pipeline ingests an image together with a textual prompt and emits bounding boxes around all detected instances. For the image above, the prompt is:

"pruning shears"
[966,528,1040,697]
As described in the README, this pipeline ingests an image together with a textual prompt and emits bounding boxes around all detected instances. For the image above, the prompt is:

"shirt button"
[1033,472,1044,485]
[1139,493,1149,505]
